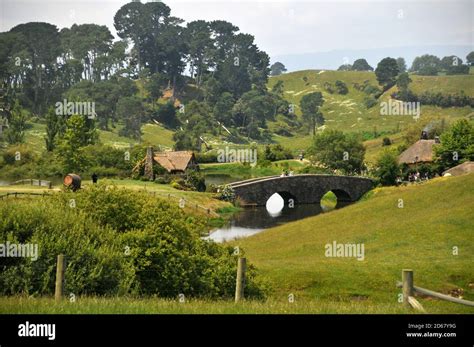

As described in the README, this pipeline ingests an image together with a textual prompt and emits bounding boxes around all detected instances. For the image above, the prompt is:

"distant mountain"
[271,45,473,72]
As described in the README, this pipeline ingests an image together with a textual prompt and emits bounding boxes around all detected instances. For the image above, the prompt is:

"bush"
[0,185,267,299]
[364,96,378,109]
[335,80,348,95]
[262,144,293,162]
[195,151,218,163]
[382,137,392,146]
[374,149,400,186]
[216,185,235,202]
[185,171,206,192]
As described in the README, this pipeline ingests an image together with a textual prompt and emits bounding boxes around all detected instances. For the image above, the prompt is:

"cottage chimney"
[144,146,154,181]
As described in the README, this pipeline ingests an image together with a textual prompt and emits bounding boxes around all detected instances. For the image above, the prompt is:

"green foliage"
[374,149,400,186]
[270,62,286,76]
[0,199,132,296]
[216,184,236,202]
[337,64,352,71]
[56,114,98,173]
[44,108,59,151]
[0,185,266,298]
[117,96,144,139]
[467,51,474,66]
[184,170,206,192]
[434,119,474,171]
[300,92,324,135]
[5,101,27,145]
[411,54,441,75]
[375,57,399,90]
[351,59,373,71]
[335,80,348,94]
[195,151,218,163]
[396,57,407,73]
[382,137,392,146]
[156,102,180,129]
[364,96,378,109]
[262,144,293,162]
[308,129,366,174]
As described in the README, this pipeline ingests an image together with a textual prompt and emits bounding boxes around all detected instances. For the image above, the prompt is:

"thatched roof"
[443,161,474,176]
[154,151,195,172]
[398,140,436,164]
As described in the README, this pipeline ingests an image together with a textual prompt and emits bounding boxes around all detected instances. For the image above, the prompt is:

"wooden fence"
[53,254,246,302]
[10,178,53,189]
[397,269,474,312]
[0,192,52,200]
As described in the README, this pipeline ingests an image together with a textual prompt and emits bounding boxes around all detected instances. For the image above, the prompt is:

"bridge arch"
[320,189,352,210]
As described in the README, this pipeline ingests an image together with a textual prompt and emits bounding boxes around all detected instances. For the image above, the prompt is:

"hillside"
[268,69,474,152]
[17,69,473,157]
[231,174,474,313]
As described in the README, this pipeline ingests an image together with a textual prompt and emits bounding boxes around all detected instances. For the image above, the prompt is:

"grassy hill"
[269,70,473,152]
[18,69,473,158]
[230,173,474,313]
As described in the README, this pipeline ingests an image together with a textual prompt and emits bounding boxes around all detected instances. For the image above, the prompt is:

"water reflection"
[266,192,284,216]
[206,203,326,243]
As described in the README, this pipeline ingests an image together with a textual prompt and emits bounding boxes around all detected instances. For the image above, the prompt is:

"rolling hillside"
[231,174,474,313]
[18,69,474,156]
[268,69,474,152]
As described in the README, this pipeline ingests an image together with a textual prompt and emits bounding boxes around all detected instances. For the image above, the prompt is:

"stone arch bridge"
[227,174,374,207]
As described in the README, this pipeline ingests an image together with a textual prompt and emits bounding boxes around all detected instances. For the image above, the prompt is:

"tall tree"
[56,114,98,172]
[270,62,287,76]
[117,96,143,140]
[10,22,61,115]
[352,58,373,71]
[466,51,474,66]
[308,130,366,174]
[410,54,441,75]
[5,100,27,144]
[434,119,474,171]
[300,92,324,135]
[375,57,399,91]
[396,57,407,73]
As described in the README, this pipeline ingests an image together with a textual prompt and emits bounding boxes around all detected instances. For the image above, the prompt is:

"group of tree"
[0,1,272,145]
[410,53,472,76]
[337,58,374,72]
[307,129,366,174]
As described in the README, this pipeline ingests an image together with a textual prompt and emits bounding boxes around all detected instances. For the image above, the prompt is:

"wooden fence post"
[55,254,66,302]
[402,269,414,307]
[235,257,246,303]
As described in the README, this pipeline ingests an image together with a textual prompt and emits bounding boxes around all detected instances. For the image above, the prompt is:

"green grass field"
[229,174,474,313]
[0,179,231,214]
[1,174,472,314]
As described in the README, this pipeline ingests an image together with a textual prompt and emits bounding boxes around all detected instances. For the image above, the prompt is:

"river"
[205,194,336,243]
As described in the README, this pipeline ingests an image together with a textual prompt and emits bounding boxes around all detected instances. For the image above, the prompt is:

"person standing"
[91,173,98,184]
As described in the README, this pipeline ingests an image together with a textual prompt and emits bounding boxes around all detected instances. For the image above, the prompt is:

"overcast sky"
[1,0,472,58]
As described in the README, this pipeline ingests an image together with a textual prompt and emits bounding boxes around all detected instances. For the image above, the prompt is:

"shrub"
[364,97,378,109]
[374,149,400,186]
[0,186,267,299]
[335,80,348,95]
[382,137,392,146]
[216,185,235,202]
